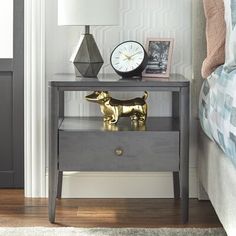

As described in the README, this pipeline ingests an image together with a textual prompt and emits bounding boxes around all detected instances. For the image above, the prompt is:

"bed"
[193,1,236,235]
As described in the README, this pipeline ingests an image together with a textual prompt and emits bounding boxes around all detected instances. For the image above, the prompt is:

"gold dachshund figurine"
[86,91,148,125]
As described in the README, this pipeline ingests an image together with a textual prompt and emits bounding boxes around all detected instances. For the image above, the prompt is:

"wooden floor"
[0,190,222,228]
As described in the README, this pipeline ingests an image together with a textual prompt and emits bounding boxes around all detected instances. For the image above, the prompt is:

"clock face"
[111,41,145,73]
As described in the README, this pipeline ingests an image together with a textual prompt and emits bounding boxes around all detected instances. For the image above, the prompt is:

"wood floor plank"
[0,190,222,228]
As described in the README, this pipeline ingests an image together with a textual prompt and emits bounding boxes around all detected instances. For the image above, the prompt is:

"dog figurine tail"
[142,91,148,101]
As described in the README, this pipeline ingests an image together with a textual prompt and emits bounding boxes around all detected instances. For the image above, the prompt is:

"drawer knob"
[115,148,124,156]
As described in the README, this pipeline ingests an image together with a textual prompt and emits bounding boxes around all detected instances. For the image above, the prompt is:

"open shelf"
[59,117,179,132]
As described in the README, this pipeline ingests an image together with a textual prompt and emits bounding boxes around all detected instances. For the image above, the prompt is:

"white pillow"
[224,0,236,72]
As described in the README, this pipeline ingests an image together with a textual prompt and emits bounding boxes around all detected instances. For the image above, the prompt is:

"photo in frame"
[143,38,174,78]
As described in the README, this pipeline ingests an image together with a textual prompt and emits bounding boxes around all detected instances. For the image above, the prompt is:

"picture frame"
[143,38,174,78]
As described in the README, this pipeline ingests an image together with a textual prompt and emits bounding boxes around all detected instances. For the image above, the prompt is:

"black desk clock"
[110,41,148,78]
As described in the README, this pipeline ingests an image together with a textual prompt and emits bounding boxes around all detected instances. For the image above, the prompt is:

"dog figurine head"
[85,91,110,104]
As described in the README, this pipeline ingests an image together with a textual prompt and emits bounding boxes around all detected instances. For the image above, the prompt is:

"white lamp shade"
[58,0,119,26]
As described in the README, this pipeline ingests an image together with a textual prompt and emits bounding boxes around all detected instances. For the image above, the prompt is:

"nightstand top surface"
[49,73,189,89]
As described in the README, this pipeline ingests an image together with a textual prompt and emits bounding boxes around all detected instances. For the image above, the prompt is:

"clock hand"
[129,51,142,58]
[122,53,131,60]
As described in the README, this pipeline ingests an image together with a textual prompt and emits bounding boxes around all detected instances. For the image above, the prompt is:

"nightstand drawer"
[59,131,179,171]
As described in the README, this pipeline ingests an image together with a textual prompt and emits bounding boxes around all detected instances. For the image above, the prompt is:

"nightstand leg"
[57,91,64,199]
[172,92,180,200]
[57,171,63,198]
[49,86,60,223]
[173,172,180,199]
[179,86,190,223]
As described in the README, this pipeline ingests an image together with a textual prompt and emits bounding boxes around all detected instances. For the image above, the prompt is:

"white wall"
[46,0,196,198]
[0,0,13,58]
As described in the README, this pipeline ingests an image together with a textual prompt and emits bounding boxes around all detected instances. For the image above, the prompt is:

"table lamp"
[58,0,119,78]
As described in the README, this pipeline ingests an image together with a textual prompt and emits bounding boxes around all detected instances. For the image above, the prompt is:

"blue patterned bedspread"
[199,66,236,166]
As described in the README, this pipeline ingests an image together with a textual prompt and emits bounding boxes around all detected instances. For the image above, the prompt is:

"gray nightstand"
[48,74,190,224]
